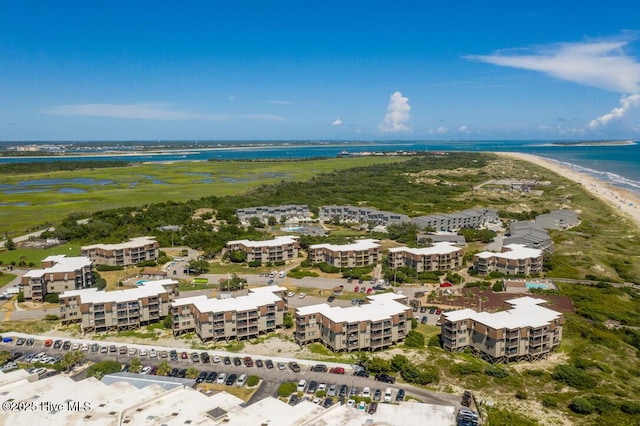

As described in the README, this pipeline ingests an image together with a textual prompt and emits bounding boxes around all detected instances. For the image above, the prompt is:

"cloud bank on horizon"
[379,92,411,133]
[469,36,640,131]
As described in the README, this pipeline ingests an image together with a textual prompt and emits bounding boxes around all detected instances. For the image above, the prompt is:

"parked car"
[361,387,371,398]
[354,369,369,377]
[298,292,306,299]
[190,352,199,362]
[311,364,327,372]
[26,338,35,346]
[461,390,472,407]
[140,349,148,357]
[368,402,378,414]
[109,345,117,353]
[206,371,217,383]
[383,388,393,402]
[277,362,286,370]
[44,339,53,347]
[373,389,382,401]
[213,355,221,363]
[99,345,108,353]
[15,338,25,346]
[244,356,253,367]
[307,381,318,393]
[62,341,71,350]
[224,356,231,365]
[289,394,298,406]
[339,384,348,398]
[421,316,428,324]
[140,366,152,375]
[435,309,442,315]
[225,373,237,386]
[297,379,307,393]
[201,352,210,363]
[357,400,367,411]
[265,359,274,369]
[53,340,63,349]
[180,351,188,359]
[149,349,157,358]
[119,346,127,354]
[329,367,345,374]
[396,389,405,401]
[288,361,301,373]
[323,398,334,408]
[91,343,99,352]
[327,385,337,397]
[196,371,207,383]
[233,357,242,366]
[375,374,396,384]
[287,292,295,297]
[255,359,264,368]
[170,350,178,361]
[327,296,335,302]
[216,373,227,384]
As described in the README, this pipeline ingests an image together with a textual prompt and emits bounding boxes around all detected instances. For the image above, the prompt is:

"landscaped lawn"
[0,242,81,266]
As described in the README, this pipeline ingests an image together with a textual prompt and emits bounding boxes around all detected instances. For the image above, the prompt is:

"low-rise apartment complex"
[81,237,159,266]
[171,285,287,342]
[295,292,412,351]
[412,208,499,232]
[225,236,300,264]
[59,279,179,333]
[473,244,543,276]
[319,205,409,226]
[21,255,94,302]
[236,205,311,225]
[503,221,554,251]
[388,242,463,272]
[307,239,381,268]
[440,296,564,362]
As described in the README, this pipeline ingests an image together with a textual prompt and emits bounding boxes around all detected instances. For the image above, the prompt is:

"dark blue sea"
[1,140,639,194]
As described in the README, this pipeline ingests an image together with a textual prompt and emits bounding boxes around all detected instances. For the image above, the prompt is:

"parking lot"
[1,333,460,409]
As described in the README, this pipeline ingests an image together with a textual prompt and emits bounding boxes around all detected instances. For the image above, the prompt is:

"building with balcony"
[473,244,543,276]
[388,242,463,272]
[170,285,287,342]
[440,296,564,362]
[307,239,381,268]
[295,292,412,352]
[225,236,300,264]
[236,204,312,225]
[59,279,179,333]
[412,208,499,232]
[319,205,409,226]
[503,221,554,251]
[21,255,94,302]
[81,237,159,267]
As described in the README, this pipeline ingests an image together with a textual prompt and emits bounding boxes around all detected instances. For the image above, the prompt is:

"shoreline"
[498,152,640,230]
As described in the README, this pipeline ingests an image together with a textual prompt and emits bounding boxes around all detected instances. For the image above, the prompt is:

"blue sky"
[1,1,639,141]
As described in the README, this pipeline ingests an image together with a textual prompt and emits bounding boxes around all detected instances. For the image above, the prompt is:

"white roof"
[443,296,562,329]
[60,279,177,304]
[24,255,92,278]
[389,241,462,256]
[309,238,380,252]
[475,243,542,260]
[227,235,299,248]
[172,285,286,312]
[296,292,408,323]
[81,236,157,250]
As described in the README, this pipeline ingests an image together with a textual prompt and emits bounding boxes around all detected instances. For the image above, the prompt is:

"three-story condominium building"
[388,242,463,272]
[412,208,499,232]
[440,296,564,362]
[319,205,409,226]
[236,204,311,225]
[81,237,159,266]
[171,286,287,342]
[225,236,300,264]
[295,292,412,352]
[473,244,543,276]
[307,239,381,268]
[59,279,179,333]
[21,255,94,302]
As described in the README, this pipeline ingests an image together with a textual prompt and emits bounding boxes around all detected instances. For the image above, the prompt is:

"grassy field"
[0,157,406,236]
[0,242,81,266]
[0,273,16,286]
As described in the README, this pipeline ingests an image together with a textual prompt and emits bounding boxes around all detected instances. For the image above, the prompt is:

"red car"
[330,367,345,374]
[439,282,453,288]
[181,351,188,359]
[366,288,373,294]
[354,286,359,293]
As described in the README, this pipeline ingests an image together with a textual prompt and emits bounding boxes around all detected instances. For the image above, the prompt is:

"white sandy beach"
[499,152,640,230]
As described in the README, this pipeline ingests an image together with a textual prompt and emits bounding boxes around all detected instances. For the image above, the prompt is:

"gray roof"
[101,372,195,390]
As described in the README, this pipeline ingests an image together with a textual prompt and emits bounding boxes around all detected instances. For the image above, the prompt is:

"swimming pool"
[135,279,147,286]
[526,282,549,290]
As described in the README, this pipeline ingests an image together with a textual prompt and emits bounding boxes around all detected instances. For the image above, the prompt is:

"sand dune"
[499,152,640,230]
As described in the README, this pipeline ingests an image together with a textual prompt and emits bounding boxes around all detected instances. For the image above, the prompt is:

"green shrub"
[315,262,340,273]
[621,401,640,414]
[568,397,594,414]
[404,330,425,348]
[247,375,260,387]
[44,293,59,303]
[86,361,122,380]
[283,313,293,329]
[540,395,558,408]
[428,335,441,347]
[17,292,24,303]
[491,282,504,292]
[485,365,509,378]
[551,364,598,390]
[136,260,157,267]
[524,369,544,377]
[248,260,262,268]
[586,395,617,414]
[515,390,528,400]
[44,314,59,321]
[278,382,297,397]
[96,264,124,271]
[451,362,482,376]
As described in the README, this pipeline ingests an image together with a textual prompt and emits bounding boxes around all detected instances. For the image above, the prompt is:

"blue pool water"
[526,282,549,290]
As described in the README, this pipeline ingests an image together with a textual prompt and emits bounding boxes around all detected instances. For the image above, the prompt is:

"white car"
[216,373,227,385]
[139,349,148,357]
[384,388,393,403]
[236,374,248,387]
[140,366,152,375]
[298,292,306,299]
[149,349,157,358]
[327,385,337,397]
[71,343,80,350]
[129,347,137,355]
[287,292,295,297]
[318,383,327,392]
[212,355,221,363]
[81,344,89,351]
[362,387,371,398]
[347,399,355,408]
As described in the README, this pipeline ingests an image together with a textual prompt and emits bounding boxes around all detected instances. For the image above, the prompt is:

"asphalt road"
[2,334,461,409]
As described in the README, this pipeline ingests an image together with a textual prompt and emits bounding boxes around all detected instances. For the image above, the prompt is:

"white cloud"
[588,94,640,128]
[43,103,226,121]
[43,103,285,122]
[331,118,343,126]
[428,126,448,135]
[458,125,470,134]
[467,37,640,93]
[379,91,411,133]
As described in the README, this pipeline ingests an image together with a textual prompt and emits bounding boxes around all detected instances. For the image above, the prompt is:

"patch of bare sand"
[245,333,301,357]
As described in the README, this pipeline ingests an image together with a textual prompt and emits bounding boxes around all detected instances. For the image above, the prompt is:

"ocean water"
[1,140,639,194]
